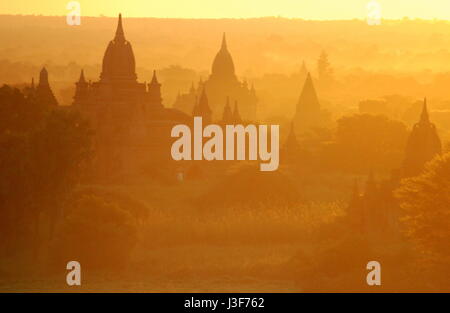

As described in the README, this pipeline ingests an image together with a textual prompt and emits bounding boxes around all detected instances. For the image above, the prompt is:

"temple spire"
[148,70,162,107]
[420,98,430,124]
[39,67,49,86]
[402,97,442,177]
[115,13,125,42]
[193,88,212,124]
[150,70,159,84]
[221,32,227,50]
[78,69,86,83]
[36,67,58,106]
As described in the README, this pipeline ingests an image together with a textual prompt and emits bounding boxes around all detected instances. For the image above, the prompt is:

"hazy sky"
[1,0,450,20]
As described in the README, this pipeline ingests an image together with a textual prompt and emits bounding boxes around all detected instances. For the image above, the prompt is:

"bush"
[51,195,138,272]
[396,152,450,289]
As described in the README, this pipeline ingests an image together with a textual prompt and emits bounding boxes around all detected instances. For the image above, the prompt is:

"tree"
[28,109,92,237]
[333,114,408,173]
[317,50,333,88]
[0,86,92,255]
[396,152,450,288]
[51,194,137,271]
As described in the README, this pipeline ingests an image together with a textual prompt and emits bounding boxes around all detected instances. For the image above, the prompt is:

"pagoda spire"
[221,32,227,50]
[193,88,212,124]
[298,72,320,110]
[402,97,442,177]
[148,70,162,107]
[36,67,58,106]
[420,98,430,124]
[39,67,49,86]
[150,70,159,84]
[78,69,86,83]
[115,13,125,43]
[294,71,322,133]
[303,73,317,98]
[74,69,89,105]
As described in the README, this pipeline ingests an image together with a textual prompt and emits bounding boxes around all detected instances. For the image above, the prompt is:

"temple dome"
[100,14,137,82]
[211,33,236,81]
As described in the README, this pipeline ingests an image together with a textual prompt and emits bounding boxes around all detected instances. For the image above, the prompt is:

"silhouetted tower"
[100,13,137,82]
[35,67,58,106]
[402,98,442,177]
[148,70,163,108]
[71,14,192,179]
[74,70,89,104]
[294,72,322,133]
[192,88,212,124]
[210,33,237,83]
[222,96,233,123]
[175,33,257,120]
[203,33,257,120]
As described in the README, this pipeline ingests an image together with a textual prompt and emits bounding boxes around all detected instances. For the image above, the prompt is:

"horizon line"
[2,13,450,22]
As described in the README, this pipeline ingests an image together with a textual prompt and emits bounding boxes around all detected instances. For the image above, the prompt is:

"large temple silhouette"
[174,34,258,121]
[72,14,190,178]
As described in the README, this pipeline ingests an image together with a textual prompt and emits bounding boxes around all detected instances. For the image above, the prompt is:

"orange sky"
[1,0,450,20]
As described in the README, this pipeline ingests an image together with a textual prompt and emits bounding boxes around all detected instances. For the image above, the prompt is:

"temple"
[346,98,443,237]
[174,33,258,121]
[192,88,212,125]
[35,67,58,106]
[402,98,442,177]
[72,14,190,178]
[294,72,324,134]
